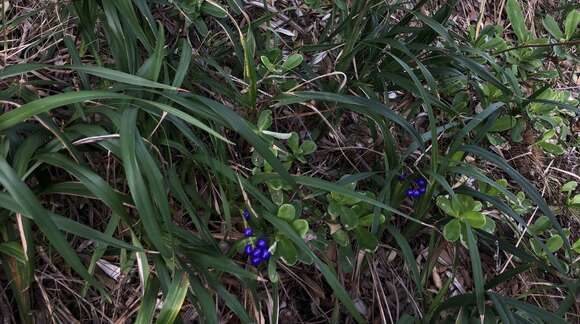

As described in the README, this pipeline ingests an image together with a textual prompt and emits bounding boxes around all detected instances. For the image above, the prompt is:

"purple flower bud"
[397,174,406,181]
[244,244,253,255]
[419,187,426,194]
[415,178,427,187]
[251,256,262,266]
[406,189,414,197]
[412,189,421,198]
[242,209,251,220]
[257,238,267,248]
[243,228,254,237]
[262,250,271,260]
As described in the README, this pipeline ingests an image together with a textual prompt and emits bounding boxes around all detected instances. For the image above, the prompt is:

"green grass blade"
[134,276,160,324]
[172,39,192,88]
[192,95,296,186]
[465,224,485,319]
[155,272,189,324]
[0,64,179,90]
[64,36,90,89]
[450,55,511,94]
[135,139,173,232]
[450,165,518,203]
[36,152,134,286]
[490,292,566,323]
[138,99,233,144]
[0,193,139,251]
[137,22,164,81]
[488,290,517,324]
[0,91,127,131]
[168,168,214,243]
[120,109,169,257]
[385,224,422,295]
[0,158,107,295]
[186,251,256,280]
[449,102,505,150]
[262,212,366,324]
[277,91,424,147]
[0,63,48,79]
[42,181,131,205]
[204,272,254,323]
[0,242,26,263]
[242,24,257,108]
[189,275,218,324]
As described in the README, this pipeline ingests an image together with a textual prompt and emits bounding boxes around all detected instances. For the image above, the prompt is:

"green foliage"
[0,0,577,323]
[438,195,495,243]
[325,179,384,252]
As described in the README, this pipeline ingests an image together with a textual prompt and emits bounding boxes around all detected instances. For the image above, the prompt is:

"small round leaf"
[443,219,461,242]
[292,219,309,238]
[277,204,296,221]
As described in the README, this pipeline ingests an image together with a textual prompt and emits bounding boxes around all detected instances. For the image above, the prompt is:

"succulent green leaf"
[569,194,580,207]
[436,196,459,217]
[572,239,580,254]
[339,206,359,230]
[443,219,461,242]
[529,216,551,235]
[360,213,385,227]
[332,229,350,247]
[462,211,487,229]
[260,55,278,72]
[277,238,298,265]
[277,204,296,222]
[561,181,578,193]
[282,54,303,71]
[292,219,309,238]
[546,235,564,253]
[258,109,273,131]
[354,228,378,252]
[300,140,317,155]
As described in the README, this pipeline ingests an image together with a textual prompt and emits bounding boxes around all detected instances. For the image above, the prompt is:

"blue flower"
[251,256,262,266]
[257,238,267,248]
[419,187,426,194]
[411,189,421,198]
[405,188,414,197]
[415,178,427,187]
[252,248,263,258]
[262,250,271,260]
[244,244,253,255]
[243,228,254,237]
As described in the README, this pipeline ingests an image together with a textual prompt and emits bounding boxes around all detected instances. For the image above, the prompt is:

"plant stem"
[493,39,580,55]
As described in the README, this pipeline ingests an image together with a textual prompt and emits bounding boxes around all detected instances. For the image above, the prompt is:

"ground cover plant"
[0,0,579,323]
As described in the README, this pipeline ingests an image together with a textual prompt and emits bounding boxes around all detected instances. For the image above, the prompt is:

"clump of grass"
[0,0,579,323]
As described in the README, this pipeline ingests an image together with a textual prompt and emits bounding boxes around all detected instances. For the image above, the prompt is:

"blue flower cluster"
[242,209,271,266]
[399,175,428,198]
[244,239,271,266]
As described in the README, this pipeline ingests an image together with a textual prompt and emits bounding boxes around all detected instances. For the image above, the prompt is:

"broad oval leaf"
[277,204,296,221]
[443,219,461,242]
[282,54,304,71]
[543,15,564,39]
[462,211,487,229]
[292,219,309,238]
